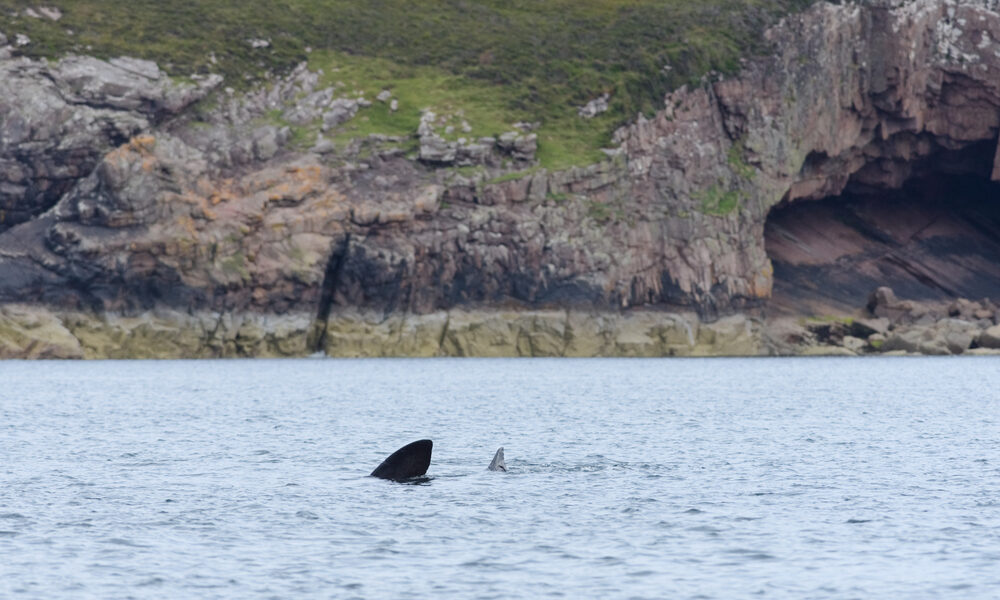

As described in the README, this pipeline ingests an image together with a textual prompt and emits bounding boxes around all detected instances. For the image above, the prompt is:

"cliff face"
[616,0,1000,311]
[1,0,1000,357]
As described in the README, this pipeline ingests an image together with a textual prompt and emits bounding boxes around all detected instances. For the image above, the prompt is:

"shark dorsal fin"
[370,439,433,481]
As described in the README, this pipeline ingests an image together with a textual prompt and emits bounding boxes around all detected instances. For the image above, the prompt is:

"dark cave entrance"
[764,140,1000,316]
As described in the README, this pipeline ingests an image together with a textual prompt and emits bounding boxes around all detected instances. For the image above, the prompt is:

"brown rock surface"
[3,1,1000,357]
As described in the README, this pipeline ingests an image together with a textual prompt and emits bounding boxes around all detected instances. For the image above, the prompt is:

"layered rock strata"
[2,0,1000,358]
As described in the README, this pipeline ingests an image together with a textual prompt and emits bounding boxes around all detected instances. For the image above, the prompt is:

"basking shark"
[487,447,507,472]
[370,439,433,481]
[370,440,507,481]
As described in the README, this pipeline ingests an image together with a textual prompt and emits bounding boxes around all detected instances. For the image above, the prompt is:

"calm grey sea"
[1,357,999,599]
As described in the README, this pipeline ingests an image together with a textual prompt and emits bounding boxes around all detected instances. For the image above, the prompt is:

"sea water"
[1,357,999,598]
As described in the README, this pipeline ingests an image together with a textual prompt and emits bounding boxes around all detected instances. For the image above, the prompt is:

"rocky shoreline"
[2,285,998,359]
[3,1,1000,359]
[767,288,1000,357]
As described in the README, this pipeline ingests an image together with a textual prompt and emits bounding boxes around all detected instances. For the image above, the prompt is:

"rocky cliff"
[2,0,1000,358]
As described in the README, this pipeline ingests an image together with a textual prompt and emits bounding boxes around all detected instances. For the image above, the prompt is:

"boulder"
[762,318,814,356]
[578,93,610,119]
[805,319,849,344]
[841,335,867,353]
[867,332,886,350]
[948,298,980,319]
[497,132,537,161]
[882,327,950,355]
[934,318,978,354]
[851,317,889,337]
[973,308,995,322]
[867,286,913,322]
[419,134,457,164]
[978,325,1000,349]
[321,98,359,130]
[252,126,286,161]
[455,140,491,166]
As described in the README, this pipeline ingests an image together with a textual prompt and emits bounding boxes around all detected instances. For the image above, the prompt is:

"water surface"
[1,357,999,598]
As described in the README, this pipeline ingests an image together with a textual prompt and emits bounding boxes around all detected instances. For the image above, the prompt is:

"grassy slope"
[1,0,815,168]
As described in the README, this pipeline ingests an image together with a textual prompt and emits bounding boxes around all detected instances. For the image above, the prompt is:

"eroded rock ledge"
[2,0,1000,358]
[0,305,760,359]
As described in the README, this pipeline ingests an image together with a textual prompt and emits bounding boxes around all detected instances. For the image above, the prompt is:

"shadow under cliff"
[765,142,1000,316]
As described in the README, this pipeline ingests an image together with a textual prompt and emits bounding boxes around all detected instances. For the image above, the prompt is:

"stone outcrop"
[0,53,220,231]
[3,0,1000,358]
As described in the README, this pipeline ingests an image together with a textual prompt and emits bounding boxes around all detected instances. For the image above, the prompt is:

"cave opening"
[764,140,1000,316]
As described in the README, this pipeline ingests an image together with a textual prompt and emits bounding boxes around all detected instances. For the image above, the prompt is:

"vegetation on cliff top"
[2,0,814,167]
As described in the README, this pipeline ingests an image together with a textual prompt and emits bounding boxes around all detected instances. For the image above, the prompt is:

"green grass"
[2,0,816,169]
[727,138,757,180]
[695,185,740,216]
[485,167,542,185]
[310,51,615,168]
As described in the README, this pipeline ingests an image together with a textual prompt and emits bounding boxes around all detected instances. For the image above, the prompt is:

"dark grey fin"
[370,439,433,481]
[487,447,507,472]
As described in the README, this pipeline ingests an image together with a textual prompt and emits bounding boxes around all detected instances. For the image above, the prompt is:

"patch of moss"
[220,252,249,280]
[727,138,756,180]
[695,185,740,216]
[588,200,612,223]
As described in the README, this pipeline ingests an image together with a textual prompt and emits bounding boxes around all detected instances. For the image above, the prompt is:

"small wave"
[459,558,503,568]
[846,518,873,524]
[105,537,150,547]
[57,520,93,528]
[296,510,319,520]
[688,525,722,534]
[726,548,776,560]
[0,530,19,537]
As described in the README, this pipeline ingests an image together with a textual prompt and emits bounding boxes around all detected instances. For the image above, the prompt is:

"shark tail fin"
[488,446,507,472]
